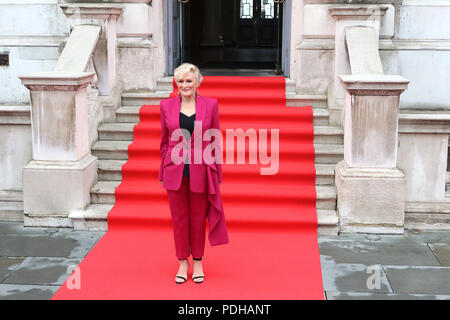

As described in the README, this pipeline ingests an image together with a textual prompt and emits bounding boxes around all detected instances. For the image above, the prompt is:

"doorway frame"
[165,0,292,76]
[281,0,291,77]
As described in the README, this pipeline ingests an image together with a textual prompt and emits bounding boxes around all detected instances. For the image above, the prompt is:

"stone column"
[335,74,410,234]
[19,72,98,227]
[329,5,388,127]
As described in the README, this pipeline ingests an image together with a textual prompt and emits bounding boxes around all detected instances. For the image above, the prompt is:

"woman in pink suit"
[159,63,229,284]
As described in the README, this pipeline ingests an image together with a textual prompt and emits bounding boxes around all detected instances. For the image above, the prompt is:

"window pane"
[261,0,274,19]
[240,0,253,19]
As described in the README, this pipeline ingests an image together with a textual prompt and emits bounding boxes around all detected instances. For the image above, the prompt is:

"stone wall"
[0,1,68,104]
[290,0,450,110]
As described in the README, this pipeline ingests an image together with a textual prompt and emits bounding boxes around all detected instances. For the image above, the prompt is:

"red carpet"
[52,76,324,300]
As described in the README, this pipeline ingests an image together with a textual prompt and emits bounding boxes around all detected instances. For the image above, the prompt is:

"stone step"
[116,105,330,126]
[157,77,297,95]
[0,189,23,202]
[315,127,343,144]
[71,203,338,235]
[92,140,132,160]
[285,78,296,94]
[317,209,339,235]
[90,180,336,210]
[121,91,328,109]
[69,204,113,231]
[90,181,119,204]
[156,77,174,92]
[97,159,336,185]
[313,108,330,126]
[98,160,126,181]
[406,201,450,214]
[98,123,136,141]
[285,93,328,109]
[92,139,343,164]
[115,106,141,123]
[98,122,342,144]
[0,201,24,222]
[121,91,171,106]
[405,212,450,230]
[315,163,336,185]
[314,144,344,164]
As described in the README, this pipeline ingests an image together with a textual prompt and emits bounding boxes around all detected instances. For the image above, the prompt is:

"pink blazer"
[158,94,223,191]
[159,94,229,246]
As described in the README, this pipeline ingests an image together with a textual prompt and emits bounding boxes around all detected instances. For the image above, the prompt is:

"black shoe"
[175,275,187,284]
[192,275,204,284]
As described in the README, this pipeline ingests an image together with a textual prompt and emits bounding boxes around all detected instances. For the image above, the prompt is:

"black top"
[179,112,195,178]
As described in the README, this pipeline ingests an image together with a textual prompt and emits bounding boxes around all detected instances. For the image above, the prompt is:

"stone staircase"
[70,78,344,234]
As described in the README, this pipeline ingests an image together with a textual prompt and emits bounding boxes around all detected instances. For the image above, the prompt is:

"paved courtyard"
[0,221,449,300]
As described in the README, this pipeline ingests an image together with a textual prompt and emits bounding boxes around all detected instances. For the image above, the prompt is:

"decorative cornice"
[298,39,450,51]
[339,74,410,95]
[19,71,96,91]
[329,5,389,20]
[60,3,123,20]
[0,105,31,125]
[0,36,66,47]
[398,111,450,134]
[117,36,155,48]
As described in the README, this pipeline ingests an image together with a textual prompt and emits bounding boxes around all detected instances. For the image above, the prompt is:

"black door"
[179,0,283,71]
[237,0,281,47]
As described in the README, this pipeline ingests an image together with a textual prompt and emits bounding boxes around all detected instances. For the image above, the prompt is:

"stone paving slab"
[0,222,53,236]
[384,265,450,295]
[0,257,24,283]
[429,243,450,266]
[319,230,450,245]
[320,259,392,293]
[318,235,440,266]
[0,284,59,300]
[0,232,104,258]
[402,230,450,245]
[2,257,82,286]
[326,291,450,300]
[0,221,449,300]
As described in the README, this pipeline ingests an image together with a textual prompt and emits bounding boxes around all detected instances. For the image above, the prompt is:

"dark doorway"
[180,0,283,72]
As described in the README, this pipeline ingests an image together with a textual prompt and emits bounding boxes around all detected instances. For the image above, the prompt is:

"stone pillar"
[329,5,387,126]
[19,72,98,227]
[60,4,123,96]
[335,74,410,234]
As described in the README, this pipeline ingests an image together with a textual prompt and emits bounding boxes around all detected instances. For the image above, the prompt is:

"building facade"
[0,0,449,233]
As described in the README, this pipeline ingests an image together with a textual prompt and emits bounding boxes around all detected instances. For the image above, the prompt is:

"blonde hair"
[174,63,203,86]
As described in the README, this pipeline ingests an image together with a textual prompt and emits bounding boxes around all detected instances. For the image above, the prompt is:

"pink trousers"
[166,176,208,260]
